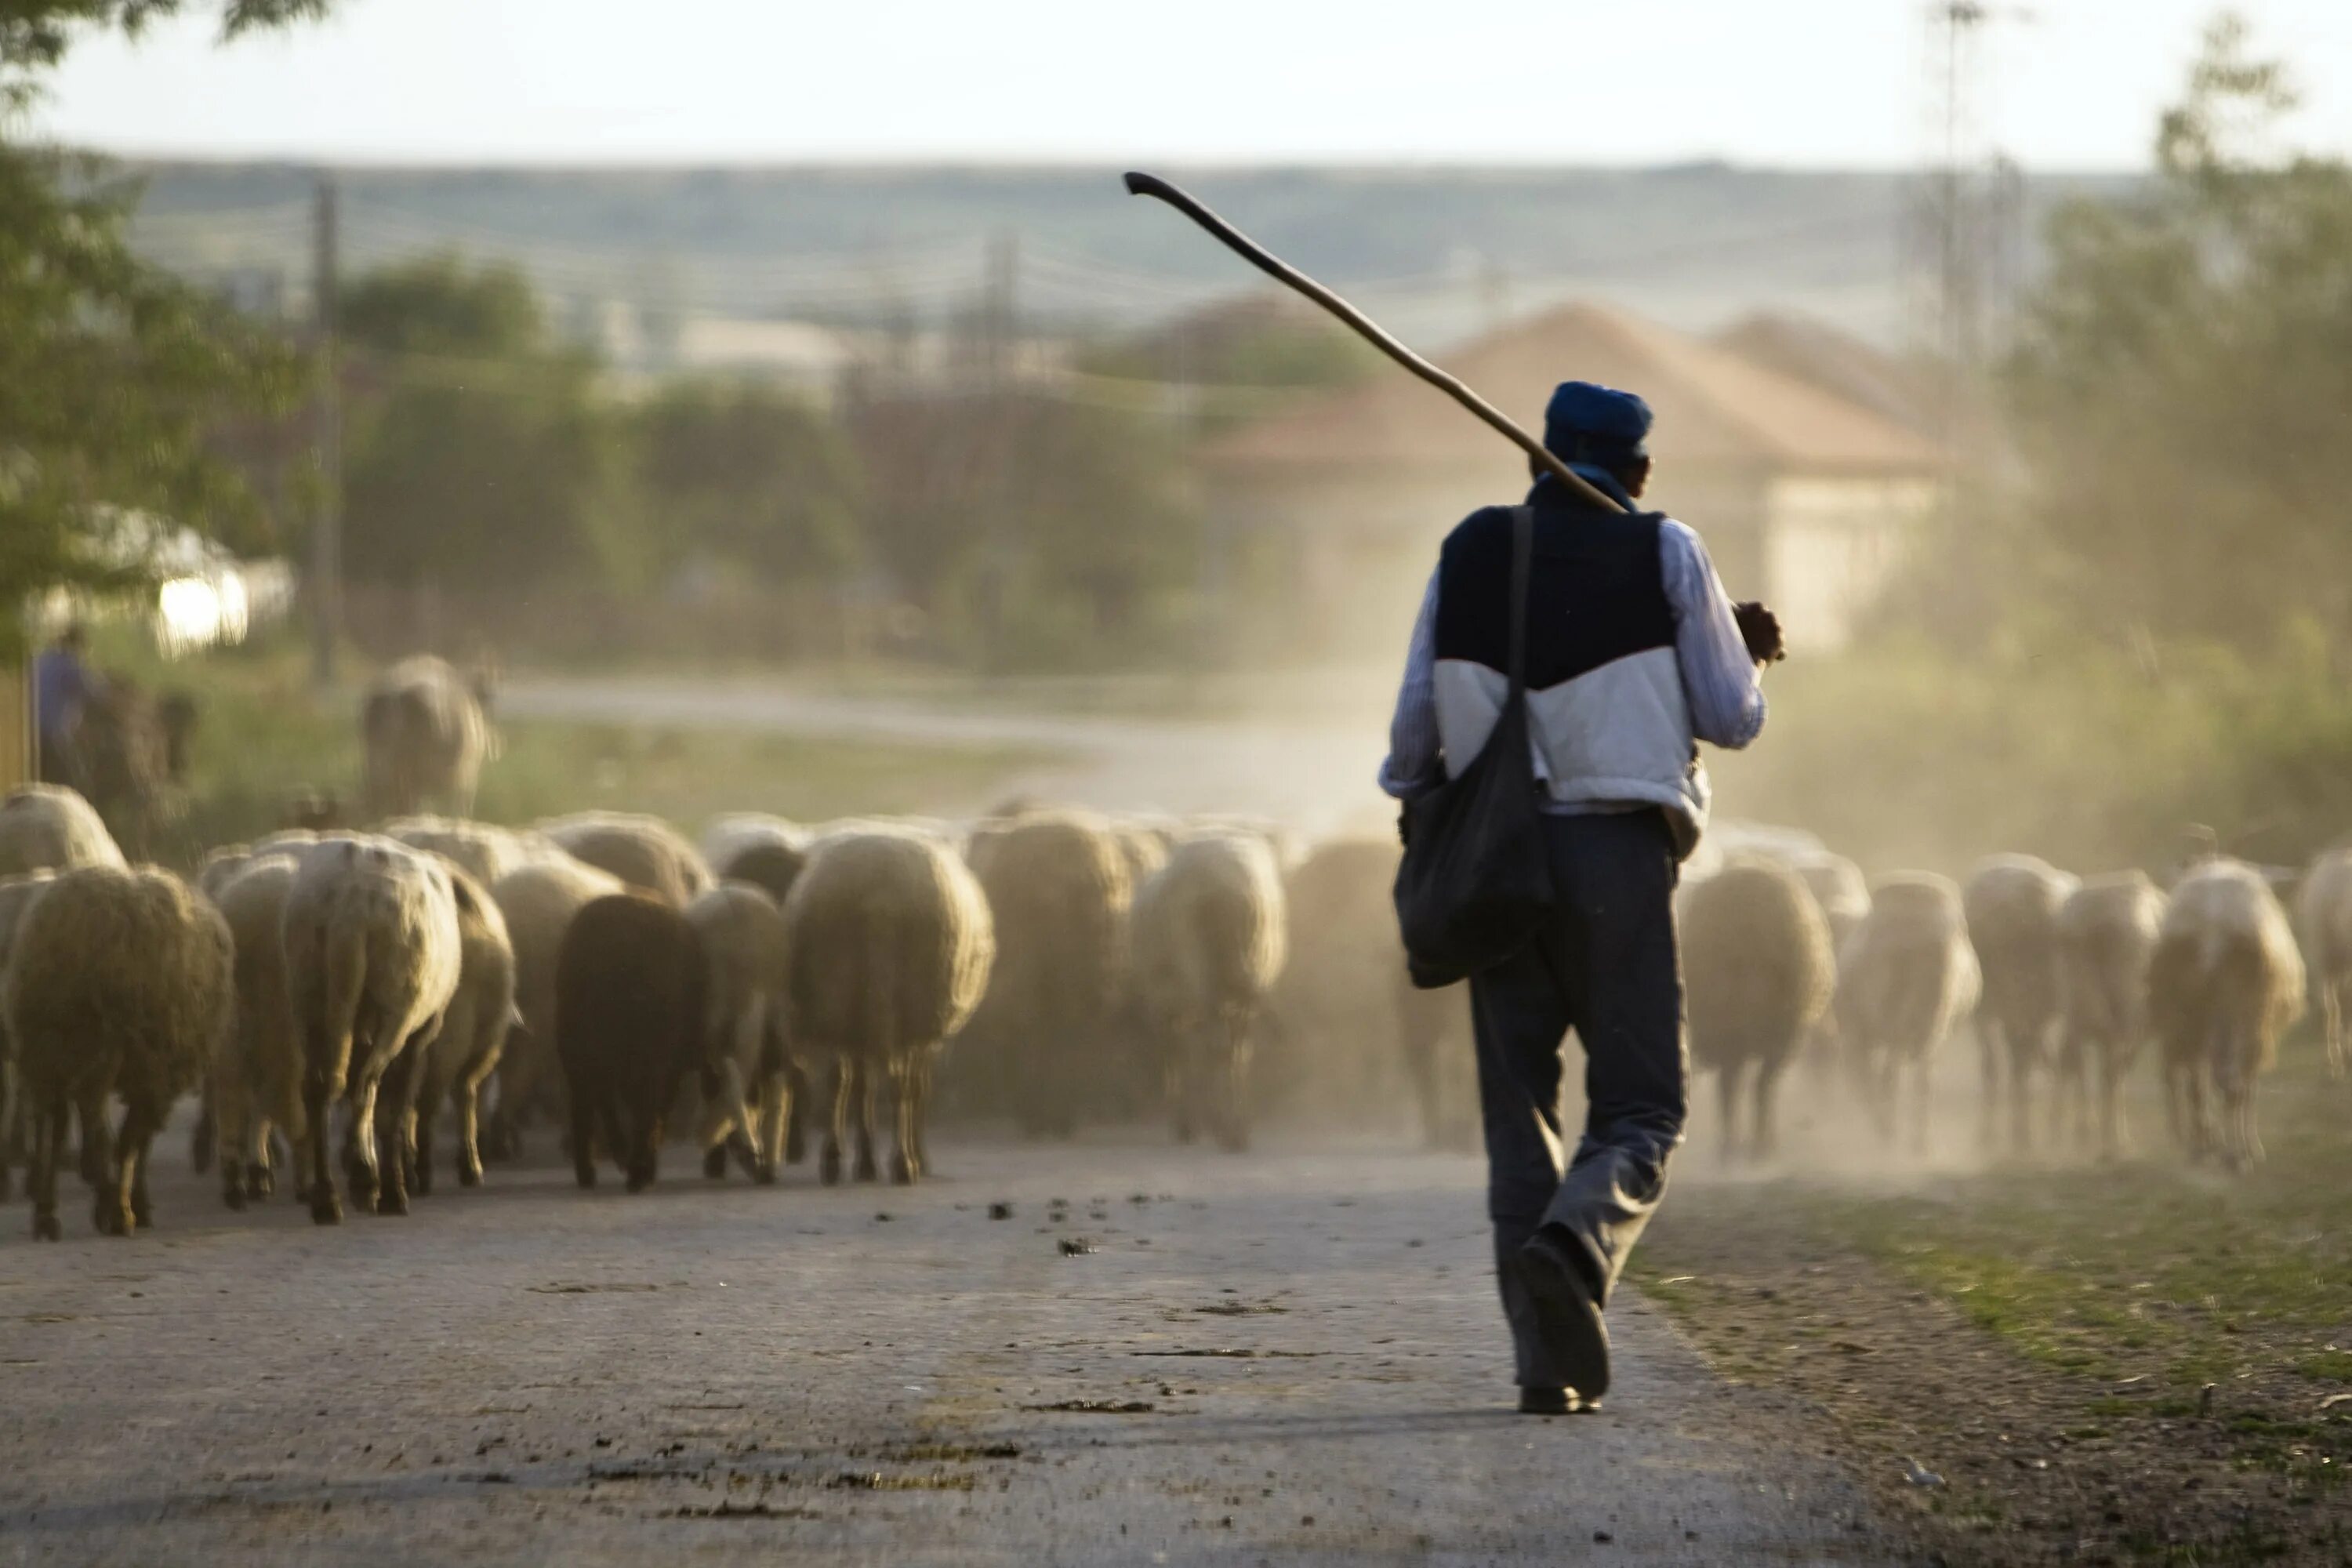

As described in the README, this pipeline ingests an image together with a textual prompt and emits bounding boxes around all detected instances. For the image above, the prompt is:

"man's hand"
[1733,601,1785,666]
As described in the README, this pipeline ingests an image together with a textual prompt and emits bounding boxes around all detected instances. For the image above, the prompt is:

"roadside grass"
[1635,1043,2352,1563]
[81,630,1062,866]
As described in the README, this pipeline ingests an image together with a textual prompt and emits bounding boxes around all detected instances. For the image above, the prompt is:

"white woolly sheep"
[209,853,307,1210]
[1130,832,1288,1152]
[485,853,626,1159]
[786,827,994,1185]
[361,655,496,818]
[380,815,557,887]
[1963,855,2079,1150]
[6,866,232,1239]
[1835,874,1981,1149]
[1682,859,1838,1162]
[685,881,791,1183]
[390,862,517,1196]
[539,811,712,908]
[2151,858,2305,1170]
[963,810,1131,1139]
[2054,870,2167,1158]
[0,783,125,877]
[2296,848,2352,1080]
[281,836,464,1222]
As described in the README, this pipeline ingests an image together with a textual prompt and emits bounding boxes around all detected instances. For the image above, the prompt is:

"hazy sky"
[27,0,2352,169]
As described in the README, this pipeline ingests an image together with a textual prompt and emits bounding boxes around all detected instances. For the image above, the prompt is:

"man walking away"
[1379,381,1781,1414]
[33,624,99,787]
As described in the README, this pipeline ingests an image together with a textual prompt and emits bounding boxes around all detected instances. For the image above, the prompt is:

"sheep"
[485,854,626,1160]
[1265,837,1411,1133]
[0,871,57,1201]
[6,866,232,1239]
[555,893,707,1191]
[1129,832,1288,1151]
[0,783,125,877]
[2296,848,2352,1081]
[1682,859,1838,1162]
[1835,874,1980,1150]
[1394,972,1479,1149]
[387,864,517,1196]
[963,810,1132,1139]
[208,853,307,1209]
[380,815,557,887]
[2054,871,2167,1159]
[361,655,496,818]
[539,811,712,908]
[1962,855,2079,1150]
[1791,851,1871,952]
[785,828,994,1185]
[701,815,810,883]
[281,836,464,1222]
[684,882,790,1183]
[2151,858,2305,1170]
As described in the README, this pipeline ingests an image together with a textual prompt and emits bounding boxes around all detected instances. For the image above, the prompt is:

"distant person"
[1378,381,1782,1414]
[32,624,100,786]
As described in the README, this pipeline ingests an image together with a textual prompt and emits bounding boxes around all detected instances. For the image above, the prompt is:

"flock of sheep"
[0,661,1444,1241]
[1679,840,2324,1174]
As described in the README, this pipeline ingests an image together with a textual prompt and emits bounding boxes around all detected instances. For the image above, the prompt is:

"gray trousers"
[1468,810,1688,1389]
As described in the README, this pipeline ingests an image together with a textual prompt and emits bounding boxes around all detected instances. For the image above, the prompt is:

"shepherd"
[1377,381,1783,1414]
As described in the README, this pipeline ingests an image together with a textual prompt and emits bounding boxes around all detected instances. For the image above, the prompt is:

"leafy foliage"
[633,379,862,585]
[0,0,322,654]
[2002,14,2352,652]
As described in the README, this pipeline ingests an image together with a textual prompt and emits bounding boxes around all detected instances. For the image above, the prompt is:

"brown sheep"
[5,866,233,1240]
[1682,860,1837,1162]
[2054,871,2166,1159]
[361,655,496,818]
[539,811,712,908]
[1962,855,2078,1150]
[281,837,464,1222]
[1130,832,1288,1152]
[555,893,707,1192]
[786,829,994,1185]
[0,871,57,1201]
[964,811,1131,1138]
[2151,858,2305,1170]
[1835,874,1980,1150]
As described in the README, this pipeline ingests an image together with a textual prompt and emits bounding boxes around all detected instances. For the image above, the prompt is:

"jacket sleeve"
[1659,519,1766,750]
[1377,568,1445,799]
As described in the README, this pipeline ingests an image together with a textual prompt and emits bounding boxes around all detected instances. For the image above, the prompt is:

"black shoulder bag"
[1392,506,1555,989]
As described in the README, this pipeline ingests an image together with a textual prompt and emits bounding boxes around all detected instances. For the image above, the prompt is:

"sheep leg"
[888,1056,919,1185]
[117,1097,162,1233]
[703,1058,758,1181]
[0,1058,16,1203]
[2326,980,2347,1082]
[74,1093,110,1189]
[781,1056,811,1167]
[752,1057,789,1185]
[29,1094,67,1241]
[852,1055,880,1183]
[190,1080,215,1176]
[1214,1020,1252,1153]
[453,1065,489,1189]
[1975,1023,2002,1151]
[1753,1057,1788,1161]
[908,1054,935,1178]
[1167,1030,1196,1146]
[1714,1060,1746,1165]
[819,1055,850,1186]
[1910,1058,1934,1156]
[569,1091,599,1189]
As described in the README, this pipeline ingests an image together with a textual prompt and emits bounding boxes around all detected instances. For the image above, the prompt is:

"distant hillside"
[122,162,2131,350]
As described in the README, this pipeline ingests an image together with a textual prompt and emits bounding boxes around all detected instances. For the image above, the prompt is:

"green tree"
[0,2,327,652]
[2002,13,2352,652]
[339,254,619,593]
[633,379,863,586]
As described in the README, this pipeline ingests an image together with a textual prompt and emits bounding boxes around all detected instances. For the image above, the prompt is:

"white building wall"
[1762,476,1942,653]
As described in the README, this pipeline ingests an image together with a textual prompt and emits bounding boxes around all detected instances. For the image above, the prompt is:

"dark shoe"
[1519,1226,1611,1404]
[1518,1386,1571,1416]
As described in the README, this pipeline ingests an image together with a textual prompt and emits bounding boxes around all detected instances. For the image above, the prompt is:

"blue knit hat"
[1544,380,1653,466]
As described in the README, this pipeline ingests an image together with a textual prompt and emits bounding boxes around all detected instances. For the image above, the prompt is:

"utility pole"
[309,176,343,691]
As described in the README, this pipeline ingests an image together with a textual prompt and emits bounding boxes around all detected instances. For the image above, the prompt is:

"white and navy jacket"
[1377,466,1766,857]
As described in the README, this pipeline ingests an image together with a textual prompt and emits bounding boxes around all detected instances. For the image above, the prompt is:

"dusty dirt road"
[0,1132,1886,1566]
